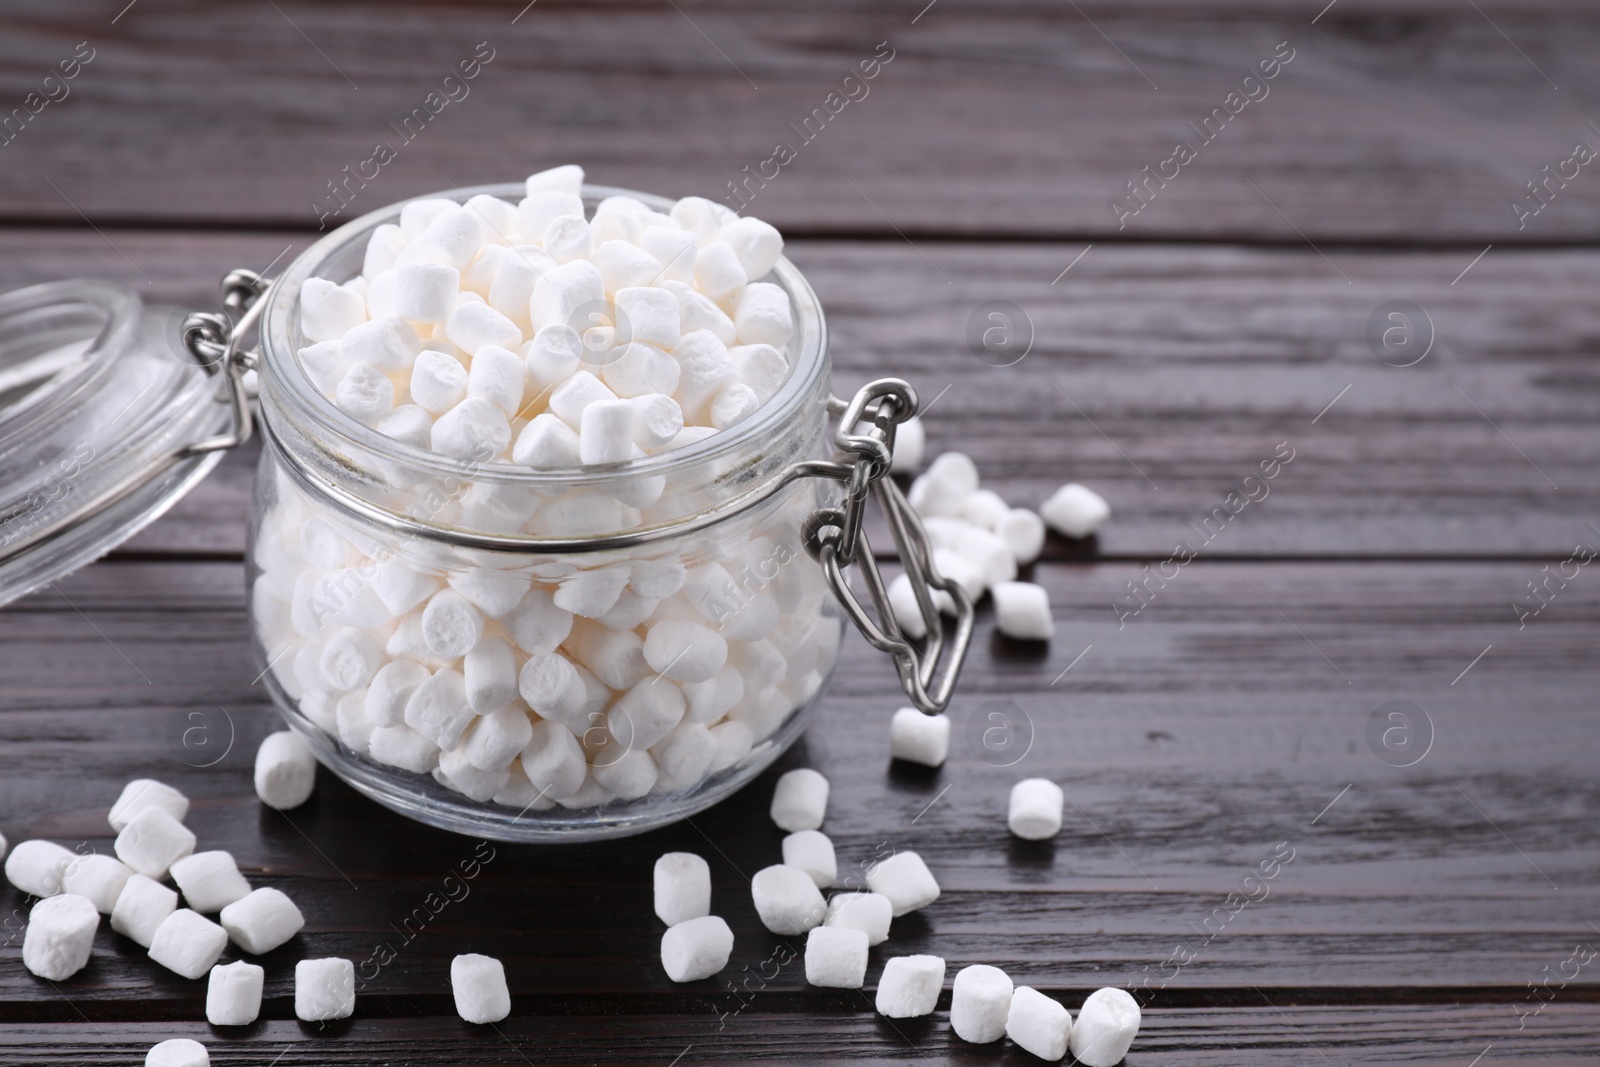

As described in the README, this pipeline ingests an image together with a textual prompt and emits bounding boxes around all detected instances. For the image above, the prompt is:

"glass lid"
[0,279,235,608]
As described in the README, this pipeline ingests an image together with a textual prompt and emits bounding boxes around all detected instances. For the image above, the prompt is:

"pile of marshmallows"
[296,163,794,468]
[652,767,1140,1065]
[4,744,510,1067]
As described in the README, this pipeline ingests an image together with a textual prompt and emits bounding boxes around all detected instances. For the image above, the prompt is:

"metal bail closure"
[178,267,268,456]
[802,378,974,714]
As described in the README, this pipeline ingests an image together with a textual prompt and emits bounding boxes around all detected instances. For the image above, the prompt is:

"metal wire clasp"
[179,268,268,456]
[802,378,974,714]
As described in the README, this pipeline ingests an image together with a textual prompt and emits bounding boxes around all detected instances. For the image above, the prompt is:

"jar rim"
[257,181,828,492]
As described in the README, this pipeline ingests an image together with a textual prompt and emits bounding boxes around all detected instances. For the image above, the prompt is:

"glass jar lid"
[0,279,235,607]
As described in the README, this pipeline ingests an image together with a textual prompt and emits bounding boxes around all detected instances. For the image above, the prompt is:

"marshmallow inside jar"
[247,170,851,842]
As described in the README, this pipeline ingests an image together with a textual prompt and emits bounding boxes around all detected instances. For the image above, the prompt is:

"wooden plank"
[1,2,1599,240]
[1,557,1595,1012]
[2,229,1590,559]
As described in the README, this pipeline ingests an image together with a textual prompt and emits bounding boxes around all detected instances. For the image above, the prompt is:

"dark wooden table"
[3,2,1598,1063]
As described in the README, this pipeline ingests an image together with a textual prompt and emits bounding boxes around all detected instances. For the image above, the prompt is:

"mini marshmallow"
[300,277,367,342]
[336,690,375,754]
[601,342,679,399]
[998,507,1046,564]
[368,724,441,774]
[451,953,511,1024]
[526,163,584,197]
[640,226,698,283]
[432,396,511,462]
[650,722,717,792]
[961,488,1010,529]
[1070,988,1141,1066]
[730,343,788,404]
[169,852,251,914]
[993,580,1054,640]
[365,661,431,727]
[710,382,759,429]
[114,808,196,880]
[149,909,229,979]
[295,957,356,1021]
[466,343,526,416]
[298,340,350,395]
[400,198,456,238]
[110,874,178,947]
[61,853,132,913]
[952,964,1014,1043]
[653,851,711,926]
[404,668,476,750]
[674,330,738,420]
[207,960,264,1026]
[590,746,658,799]
[464,635,520,713]
[22,893,99,980]
[956,524,1018,588]
[889,707,951,767]
[342,315,421,373]
[520,719,588,798]
[416,204,485,269]
[824,892,893,946]
[435,746,510,803]
[662,279,736,342]
[421,589,484,657]
[614,286,681,349]
[394,262,459,324]
[782,830,837,888]
[1007,986,1072,1061]
[466,192,520,242]
[518,652,591,729]
[462,705,533,772]
[531,259,604,334]
[887,573,930,640]
[750,864,826,935]
[220,887,305,955]
[542,213,592,264]
[548,369,617,430]
[607,677,687,751]
[707,720,754,774]
[660,914,733,982]
[320,628,385,690]
[629,392,685,450]
[487,246,555,327]
[670,196,733,243]
[770,768,829,831]
[108,779,190,832]
[579,398,635,464]
[519,190,585,237]
[682,664,744,724]
[255,731,318,810]
[513,412,581,467]
[888,416,926,474]
[6,839,74,897]
[718,216,784,278]
[566,620,647,689]
[733,283,792,346]
[494,762,557,811]
[876,955,945,1018]
[805,925,868,989]
[643,619,727,683]
[1041,483,1110,540]
[1009,778,1065,841]
[145,1039,208,1067]
[446,300,522,355]
[377,404,433,448]
[363,223,406,276]
[410,349,469,413]
[865,851,940,916]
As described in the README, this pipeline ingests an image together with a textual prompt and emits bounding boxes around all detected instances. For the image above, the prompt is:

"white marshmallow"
[956,523,1018,588]
[487,246,555,328]
[524,322,583,392]
[365,661,432,728]
[409,349,469,414]
[709,382,759,430]
[399,198,456,239]
[718,216,784,278]
[670,196,734,244]
[770,768,829,831]
[416,204,485,269]
[207,960,264,1026]
[651,722,716,792]
[640,226,698,283]
[363,223,406,277]
[608,678,686,750]
[579,398,635,465]
[932,547,985,602]
[404,668,476,750]
[394,263,459,324]
[342,315,421,373]
[22,893,99,980]
[674,330,738,420]
[998,507,1046,564]
[876,954,945,1018]
[554,568,631,620]
[464,636,520,715]
[432,397,511,462]
[992,580,1054,641]
[960,488,1010,529]
[628,392,684,451]
[566,620,647,689]
[887,573,930,640]
[520,719,588,798]
[611,286,681,349]
[518,190,585,238]
[589,198,651,245]
[595,587,660,630]
[750,864,826,935]
[6,839,74,897]
[518,653,590,729]
[952,964,1014,1043]
[295,957,356,1021]
[643,619,727,683]
[300,277,367,342]
[336,689,376,754]
[61,853,132,913]
[320,628,385,690]
[1070,987,1141,1066]
[661,280,736,343]
[730,343,788,404]
[466,344,526,417]
[365,268,401,319]
[435,745,510,802]
[465,193,520,244]
[220,887,305,955]
[601,342,679,399]
[376,404,433,448]
[865,851,940,916]
[653,851,711,926]
[805,925,869,989]
[693,242,746,300]
[298,340,350,395]
[824,892,892,946]
[145,1039,208,1067]
[781,830,836,888]
[502,587,575,654]
[447,300,523,355]
[590,745,658,799]
[525,164,584,197]
[513,412,581,467]
[168,851,251,913]
[451,953,511,1024]
[108,783,188,831]
[890,707,951,767]
[451,566,533,619]
[149,909,228,979]
[333,364,394,426]
[368,724,441,774]
[660,914,733,982]
[733,282,792,346]
[542,213,592,264]
[1009,777,1065,841]
[463,705,533,772]
[421,589,484,657]
[255,731,318,810]
[682,664,744,724]
[548,369,618,430]
[1008,986,1073,1061]
[889,416,925,474]
[706,720,754,775]
[1041,483,1110,540]
[531,259,604,334]
[110,874,177,947]
[114,808,196,880]
[493,761,558,811]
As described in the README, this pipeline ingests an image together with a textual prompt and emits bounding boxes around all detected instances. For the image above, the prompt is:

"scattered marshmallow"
[61,853,133,913]
[1070,987,1141,1067]
[108,779,190,832]
[148,909,229,979]
[110,874,178,947]
[824,892,892,946]
[804,925,868,988]
[451,953,512,1024]
[951,964,1014,1043]
[750,864,826,935]
[169,851,252,913]
[295,957,356,1021]
[865,851,940,916]
[781,830,837,888]
[22,893,99,980]
[889,708,951,767]
[1040,483,1110,540]
[145,1039,209,1067]
[1009,778,1065,841]
[770,768,829,832]
[254,730,318,810]
[220,887,305,955]
[6,839,74,897]
[653,852,711,926]
[114,808,196,880]
[875,954,945,1018]
[207,960,265,1026]
[992,581,1054,641]
[1007,986,1073,1061]
[660,914,734,982]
